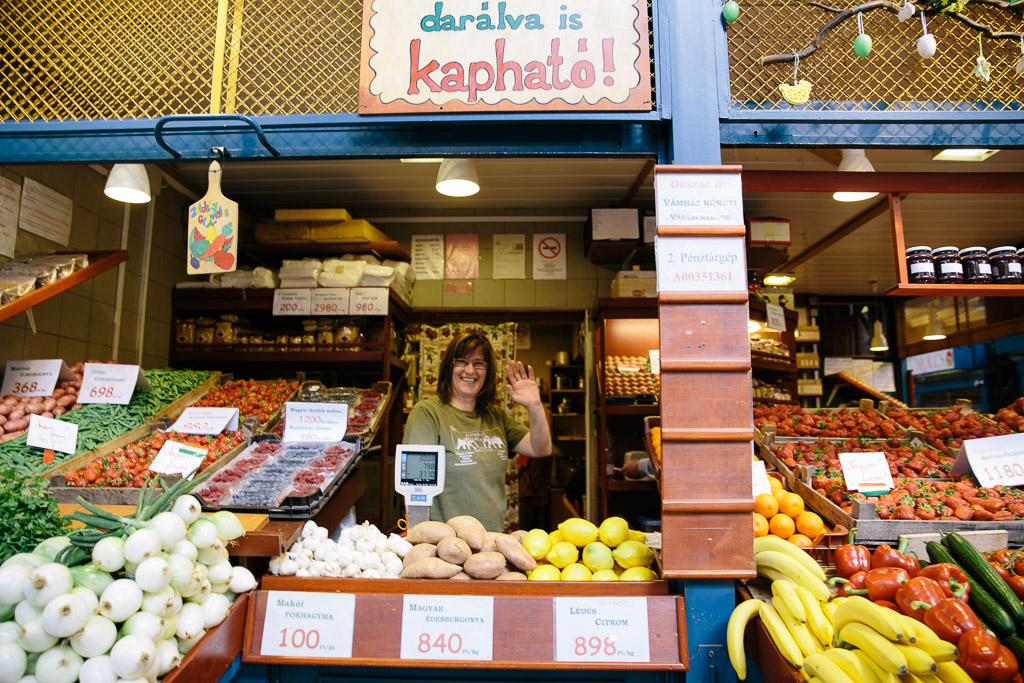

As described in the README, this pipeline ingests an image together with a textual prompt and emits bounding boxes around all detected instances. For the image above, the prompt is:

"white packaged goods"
[279,276,319,288]
[342,253,382,266]
[279,258,323,278]
[360,264,395,287]
[384,259,416,283]
[220,267,277,288]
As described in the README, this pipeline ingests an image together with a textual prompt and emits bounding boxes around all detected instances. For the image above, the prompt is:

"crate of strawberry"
[190,378,298,425]
[993,398,1024,434]
[886,404,1014,455]
[755,404,905,440]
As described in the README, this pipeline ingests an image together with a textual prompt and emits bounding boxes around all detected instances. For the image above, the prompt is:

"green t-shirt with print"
[402,396,529,532]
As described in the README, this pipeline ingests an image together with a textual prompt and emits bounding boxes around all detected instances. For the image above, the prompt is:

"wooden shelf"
[242,241,410,262]
[886,283,1024,297]
[171,286,412,321]
[554,435,586,441]
[751,356,797,373]
[169,350,407,370]
[0,250,128,323]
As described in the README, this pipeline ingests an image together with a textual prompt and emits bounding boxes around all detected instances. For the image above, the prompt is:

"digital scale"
[394,444,446,528]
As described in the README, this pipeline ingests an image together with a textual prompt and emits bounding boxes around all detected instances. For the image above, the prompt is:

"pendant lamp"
[832,149,879,203]
[869,319,889,351]
[435,159,480,197]
[104,164,152,203]
[923,308,946,340]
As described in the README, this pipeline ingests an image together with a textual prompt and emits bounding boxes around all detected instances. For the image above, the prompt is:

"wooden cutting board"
[187,160,239,275]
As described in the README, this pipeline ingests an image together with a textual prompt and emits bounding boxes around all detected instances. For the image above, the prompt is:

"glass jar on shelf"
[988,246,1023,285]
[932,246,963,284]
[959,246,992,284]
[905,246,936,284]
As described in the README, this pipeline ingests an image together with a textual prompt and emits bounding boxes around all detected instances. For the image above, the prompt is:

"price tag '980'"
[349,287,388,316]
[554,597,651,663]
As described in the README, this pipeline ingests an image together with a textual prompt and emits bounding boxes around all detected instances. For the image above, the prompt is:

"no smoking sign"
[533,233,566,280]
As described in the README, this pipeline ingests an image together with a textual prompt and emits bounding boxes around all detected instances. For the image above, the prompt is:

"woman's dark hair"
[437,331,497,412]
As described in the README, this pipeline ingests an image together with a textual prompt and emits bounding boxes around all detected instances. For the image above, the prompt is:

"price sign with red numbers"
[959,433,1024,488]
[272,288,312,316]
[26,414,78,454]
[77,363,149,405]
[1,359,75,397]
[148,441,209,478]
[311,288,350,316]
[260,591,355,658]
[399,595,493,661]
[349,287,388,316]
[168,407,239,435]
[554,597,650,663]
[283,402,348,443]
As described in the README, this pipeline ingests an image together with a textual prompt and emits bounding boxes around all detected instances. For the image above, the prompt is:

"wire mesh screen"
[729,0,1024,112]
[900,296,986,345]
[1,0,217,121]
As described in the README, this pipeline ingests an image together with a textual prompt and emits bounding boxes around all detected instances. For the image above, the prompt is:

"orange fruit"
[778,491,805,518]
[768,476,784,493]
[795,511,824,539]
[768,514,795,539]
[789,533,813,548]
[753,512,769,538]
[754,493,779,519]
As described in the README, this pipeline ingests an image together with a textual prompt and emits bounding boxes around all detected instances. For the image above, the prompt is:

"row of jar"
[905,245,1024,285]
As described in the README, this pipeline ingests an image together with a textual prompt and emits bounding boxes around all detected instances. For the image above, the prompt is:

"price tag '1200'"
[283,402,348,443]
[260,591,355,659]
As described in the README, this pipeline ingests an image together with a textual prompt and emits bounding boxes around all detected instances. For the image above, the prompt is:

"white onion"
[142,645,161,682]
[91,538,125,574]
[132,559,170,593]
[0,641,26,683]
[108,634,156,680]
[154,639,180,676]
[70,587,99,615]
[0,567,31,605]
[206,560,232,585]
[34,645,81,683]
[210,581,231,595]
[176,629,205,654]
[140,587,176,618]
[196,540,227,567]
[40,593,89,638]
[98,580,142,623]
[148,513,187,550]
[120,612,164,642]
[208,511,244,542]
[0,623,19,644]
[185,520,217,549]
[69,615,117,658]
[0,555,46,572]
[31,538,70,563]
[169,541,198,562]
[185,579,211,604]
[123,530,161,565]
[17,617,57,653]
[18,675,37,683]
[23,564,72,607]
[77,656,117,683]
[200,594,230,628]
[175,603,204,641]
[170,496,202,525]
[228,566,257,594]
[160,613,178,641]
[13,602,41,626]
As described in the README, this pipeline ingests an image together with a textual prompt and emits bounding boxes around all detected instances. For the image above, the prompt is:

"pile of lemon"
[753,476,825,549]
[521,517,659,581]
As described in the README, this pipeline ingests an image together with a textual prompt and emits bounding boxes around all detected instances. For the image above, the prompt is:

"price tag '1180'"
[554,597,650,663]
[400,595,493,661]
[260,591,355,659]
[961,433,1024,488]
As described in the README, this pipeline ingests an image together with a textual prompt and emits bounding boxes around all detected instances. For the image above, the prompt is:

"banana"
[802,652,854,683]
[889,611,921,644]
[901,673,942,683]
[773,580,807,624]
[823,647,881,683]
[756,550,831,602]
[820,600,838,626]
[786,618,824,657]
[795,584,834,648]
[934,660,973,683]
[727,599,762,681]
[759,601,805,669]
[754,535,828,582]
[837,622,908,674]
[831,596,850,606]
[893,642,937,675]
[833,597,905,643]
[912,637,958,663]
[854,648,902,683]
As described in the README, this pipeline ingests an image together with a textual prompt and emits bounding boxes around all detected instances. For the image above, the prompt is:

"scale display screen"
[401,450,439,486]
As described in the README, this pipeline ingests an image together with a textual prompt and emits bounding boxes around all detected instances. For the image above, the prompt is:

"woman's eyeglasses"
[453,359,488,370]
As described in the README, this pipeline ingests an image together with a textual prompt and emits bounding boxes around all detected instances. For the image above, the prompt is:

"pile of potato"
[400,516,537,580]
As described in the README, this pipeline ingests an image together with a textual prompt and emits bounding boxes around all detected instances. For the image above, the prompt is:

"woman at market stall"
[403,331,551,532]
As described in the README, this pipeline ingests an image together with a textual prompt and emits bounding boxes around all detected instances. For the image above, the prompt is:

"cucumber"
[1004,636,1024,664]
[945,532,1024,628]
[926,540,1016,637]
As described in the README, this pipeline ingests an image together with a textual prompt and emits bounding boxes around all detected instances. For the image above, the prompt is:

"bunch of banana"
[754,535,831,602]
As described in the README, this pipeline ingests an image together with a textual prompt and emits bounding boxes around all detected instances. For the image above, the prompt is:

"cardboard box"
[254,222,311,243]
[274,208,352,222]
[611,270,657,298]
[309,219,391,244]
[591,208,639,240]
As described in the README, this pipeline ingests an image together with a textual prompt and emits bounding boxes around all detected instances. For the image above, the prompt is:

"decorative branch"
[759,0,1023,66]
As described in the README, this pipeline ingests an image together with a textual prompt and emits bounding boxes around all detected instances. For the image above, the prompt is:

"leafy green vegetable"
[0,464,67,563]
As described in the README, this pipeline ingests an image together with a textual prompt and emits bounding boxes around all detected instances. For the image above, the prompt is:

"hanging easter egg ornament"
[897,0,916,22]
[778,52,813,105]
[722,0,740,24]
[854,14,872,57]
[916,12,937,59]
[972,33,991,82]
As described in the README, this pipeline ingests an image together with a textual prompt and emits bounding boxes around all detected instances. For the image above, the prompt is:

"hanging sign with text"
[260,591,356,659]
[1,359,76,397]
[359,0,651,114]
[655,236,747,293]
[399,595,494,661]
[766,303,787,332]
[654,171,744,227]
[554,597,650,663]
[78,363,150,405]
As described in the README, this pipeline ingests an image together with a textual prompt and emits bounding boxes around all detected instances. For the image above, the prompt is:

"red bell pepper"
[849,567,910,602]
[958,629,1020,683]
[834,528,873,579]
[895,576,947,621]
[830,570,868,598]
[915,598,985,644]
[917,563,971,601]
[872,537,920,576]
[874,599,900,612]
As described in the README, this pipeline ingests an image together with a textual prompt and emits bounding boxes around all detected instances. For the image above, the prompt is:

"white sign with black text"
[283,402,349,443]
[168,407,239,435]
[260,591,355,659]
[838,452,895,492]
[1,359,76,397]
[399,595,493,661]
[956,433,1024,488]
[655,236,747,293]
[78,363,150,405]
[26,414,78,454]
[554,597,650,663]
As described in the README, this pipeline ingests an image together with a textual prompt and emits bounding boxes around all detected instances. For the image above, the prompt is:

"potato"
[447,515,486,550]
[400,557,462,579]
[479,531,499,552]
[496,571,528,581]
[402,543,438,568]
[511,529,528,544]
[450,571,473,580]
[462,551,507,580]
[436,536,472,565]
[406,521,456,544]
[495,534,537,572]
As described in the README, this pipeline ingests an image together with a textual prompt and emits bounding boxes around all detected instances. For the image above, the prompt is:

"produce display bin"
[163,593,250,683]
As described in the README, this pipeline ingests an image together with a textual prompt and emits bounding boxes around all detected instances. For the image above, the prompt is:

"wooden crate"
[150,372,223,420]
[163,592,249,683]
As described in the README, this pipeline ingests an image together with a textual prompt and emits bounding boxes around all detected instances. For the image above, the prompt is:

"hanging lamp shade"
[104,164,151,203]
[832,149,879,203]
[869,319,889,351]
[923,309,947,340]
[435,159,480,197]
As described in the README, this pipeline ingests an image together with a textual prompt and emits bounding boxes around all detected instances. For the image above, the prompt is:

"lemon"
[545,541,580,569]
[558,518,599,547]
[619,566,658,581]
[612,540,654,569]
[548,530,565,544]
[561,563,593,581]
[522,529,552,560]
[591,569,620,581]
[598,516,629,548]
[626,530,647,543]
[581,542,614,572]
[528,564,561,581]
